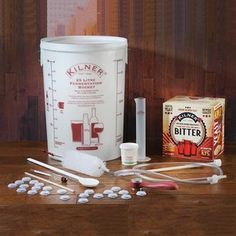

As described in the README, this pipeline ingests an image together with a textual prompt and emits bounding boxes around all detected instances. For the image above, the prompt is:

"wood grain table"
[0,142,235,236]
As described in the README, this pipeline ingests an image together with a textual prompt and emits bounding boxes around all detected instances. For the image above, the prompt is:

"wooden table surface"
[0,142,235,236]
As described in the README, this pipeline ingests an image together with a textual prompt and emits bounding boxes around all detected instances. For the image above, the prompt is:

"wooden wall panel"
[1,0,236,155]
[0,0,47,141]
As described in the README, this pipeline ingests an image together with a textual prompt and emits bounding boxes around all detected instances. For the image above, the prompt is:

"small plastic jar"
[120,143,138,166]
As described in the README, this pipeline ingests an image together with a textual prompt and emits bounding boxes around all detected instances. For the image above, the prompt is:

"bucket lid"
[40,36,127,52]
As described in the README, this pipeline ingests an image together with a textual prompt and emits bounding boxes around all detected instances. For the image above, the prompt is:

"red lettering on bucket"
[66,68,74,76]
[66,63,106,78]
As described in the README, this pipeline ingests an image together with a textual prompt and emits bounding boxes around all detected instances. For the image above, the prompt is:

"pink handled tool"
[130,178,179,190]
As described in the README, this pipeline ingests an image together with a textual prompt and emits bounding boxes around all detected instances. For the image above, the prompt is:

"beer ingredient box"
[163,96,225,161]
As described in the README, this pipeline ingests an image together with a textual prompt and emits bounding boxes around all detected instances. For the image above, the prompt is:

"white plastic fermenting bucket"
[40,36,127,161]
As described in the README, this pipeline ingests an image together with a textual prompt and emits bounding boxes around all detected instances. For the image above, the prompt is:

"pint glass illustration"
[71,121,83,142]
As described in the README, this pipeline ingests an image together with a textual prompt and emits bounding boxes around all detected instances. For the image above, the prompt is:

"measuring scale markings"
[114,59,124,145]
[47,59,64,148]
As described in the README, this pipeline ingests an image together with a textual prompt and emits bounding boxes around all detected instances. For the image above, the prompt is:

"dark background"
[0,0,236,154]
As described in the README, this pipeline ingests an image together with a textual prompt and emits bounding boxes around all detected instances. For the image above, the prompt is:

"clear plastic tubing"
[134,97,150,162]
[113,161,226,185]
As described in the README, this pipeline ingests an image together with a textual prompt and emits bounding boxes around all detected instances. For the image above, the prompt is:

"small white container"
[120,143,138,166]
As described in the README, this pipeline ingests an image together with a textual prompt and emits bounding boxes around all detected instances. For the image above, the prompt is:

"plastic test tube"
[135,97,151,162]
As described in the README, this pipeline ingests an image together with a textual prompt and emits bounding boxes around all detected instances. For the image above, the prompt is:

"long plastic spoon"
[27,158,99,187]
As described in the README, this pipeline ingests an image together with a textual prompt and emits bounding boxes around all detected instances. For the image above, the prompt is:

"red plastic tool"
[130,178,179,190]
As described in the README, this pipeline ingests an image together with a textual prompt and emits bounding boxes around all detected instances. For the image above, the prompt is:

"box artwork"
[163,96,225,160]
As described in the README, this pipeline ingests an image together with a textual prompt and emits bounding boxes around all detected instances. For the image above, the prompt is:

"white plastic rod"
[150,160,221,173]
[151,164,203,172]
[24,172,75,193]
[135,97,150,162]
[28,158,80,179]
[33,169,52,177]
[27,158,99,187]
